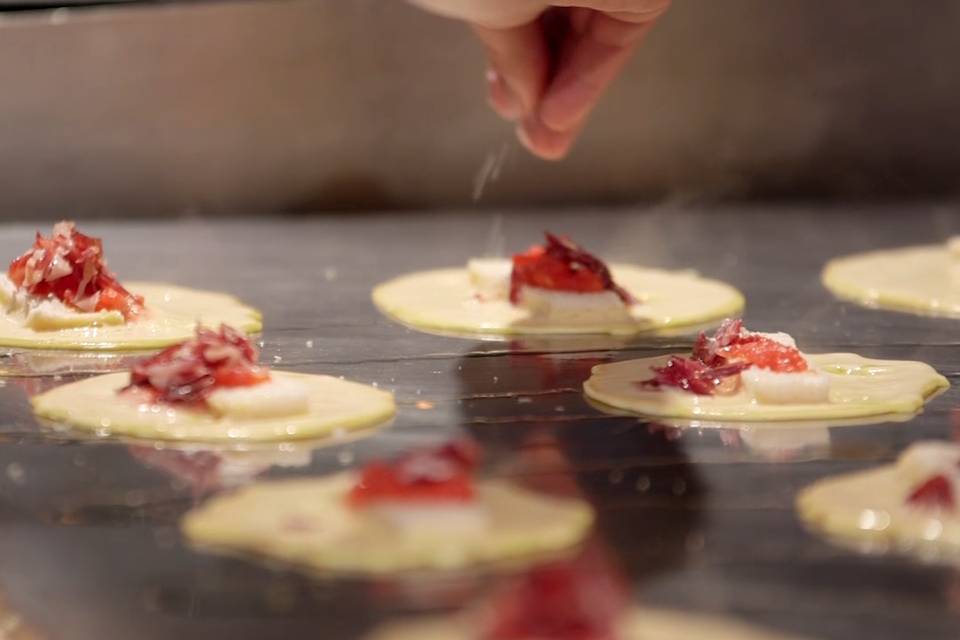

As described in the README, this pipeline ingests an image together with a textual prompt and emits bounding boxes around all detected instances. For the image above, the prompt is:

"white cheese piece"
[896,441,960,489]
[24,299,124,331]
[207,378,310,419]
[518,285,630,323]
[947,236,960,260]
[467,258,512,301]
[367,503,489,537]
[0,274,16,307]
[741,368,830,405]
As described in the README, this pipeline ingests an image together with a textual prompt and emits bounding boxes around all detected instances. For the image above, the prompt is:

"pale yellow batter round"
[181,474,594,575]
[822,244,960,317]
[366,607,811,640]
[372,266,744,337]
[798,461,960,560]
[31,371,396,443]
[0,282,262,351]
[584,353,947,422]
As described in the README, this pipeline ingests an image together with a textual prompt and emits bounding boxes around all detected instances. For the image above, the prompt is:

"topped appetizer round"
[367,549,811,640]
[798,440,960,561]
[0,221,261,351]
[584,319,948,421]
[372,232,744,337]
[31,324,395,442]
[822,236,960,318]
[182,440,594,574]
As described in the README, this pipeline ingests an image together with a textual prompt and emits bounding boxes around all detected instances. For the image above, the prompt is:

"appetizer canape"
[367,548,810,640]
[0,221,261,352]
[584,319,948,421]
[181,440,593,574]
[798,441,960,560]
[372,232,743,337]
[822,235,960,318]
[31,325,395,442]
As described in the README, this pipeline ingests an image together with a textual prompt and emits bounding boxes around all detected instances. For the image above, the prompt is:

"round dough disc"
[0,282,262,351]
[822,245,960,317]
[31,371,395,443]
[797,464,960,560]
[181,475,594,575]
[366,607,811,640]
[372,266,744,337]
[584,353,948,422]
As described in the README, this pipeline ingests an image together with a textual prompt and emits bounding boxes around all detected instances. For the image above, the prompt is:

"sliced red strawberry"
[638,356,747,396]
[721,338,809,373]
[7,221,144,319]
[348,440,481,507]
[509,233,633,305]
[125,324,266,405]
[483,550,628,640]
[906,474,955,510]
[693,319,808,373]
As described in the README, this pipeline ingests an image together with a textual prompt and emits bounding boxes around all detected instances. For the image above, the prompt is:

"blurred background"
[0,0,958,218]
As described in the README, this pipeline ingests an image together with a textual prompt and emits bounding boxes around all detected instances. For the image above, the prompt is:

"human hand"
[409,0,671,160]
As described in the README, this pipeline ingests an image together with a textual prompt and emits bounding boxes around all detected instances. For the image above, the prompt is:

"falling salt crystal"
[371,382,379,388]
[492,376,499,384]
[305,340,314,349]
[273,355,283,364]
[472,144,510,203]
[285,425,297,435]
[323,267,338,282]
[517,397,532,404]
[337,450,355,465]
[6,463,25,484]
[554,406,565,413]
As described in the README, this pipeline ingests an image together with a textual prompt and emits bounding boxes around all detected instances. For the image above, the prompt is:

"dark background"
[0,0,958,217]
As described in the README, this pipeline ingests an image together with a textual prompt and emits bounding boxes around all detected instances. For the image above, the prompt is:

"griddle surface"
[0,205,957,639]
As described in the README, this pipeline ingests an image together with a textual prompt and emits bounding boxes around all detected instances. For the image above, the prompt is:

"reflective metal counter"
[0,205,957,639]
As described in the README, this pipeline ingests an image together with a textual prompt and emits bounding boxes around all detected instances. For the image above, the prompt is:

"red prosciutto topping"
[906,474,955,510]
[510,233,633,305]
[483,551,628,640]
[640,319,809,395]
[7,221,144,320]
[639,356,747,396]
[348,440,482,507]
[125,324,268,405]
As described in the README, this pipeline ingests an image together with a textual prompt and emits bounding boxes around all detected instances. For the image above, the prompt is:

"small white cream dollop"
[207,378,310,419]
[741,369,830,405]
[947,236,960,260]
[367,503,489,537]
[467,258,512,301]
[896,441,960,489]
[517,286,631,323]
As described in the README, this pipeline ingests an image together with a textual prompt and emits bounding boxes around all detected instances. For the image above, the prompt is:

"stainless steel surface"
[1,0,960,217]
[0,205,958,638]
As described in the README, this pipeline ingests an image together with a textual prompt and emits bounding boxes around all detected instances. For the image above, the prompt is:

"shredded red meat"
[638,356,748,396]
[125,324,268,405]
[348,440,482,507]
[906,474,955,510]
[483,550,628,640]
[7,221,144,320]
[510,232,634,305]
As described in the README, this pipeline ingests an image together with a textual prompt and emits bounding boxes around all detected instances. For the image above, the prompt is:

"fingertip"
[486,68,524,121]
[516,119,574,161]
